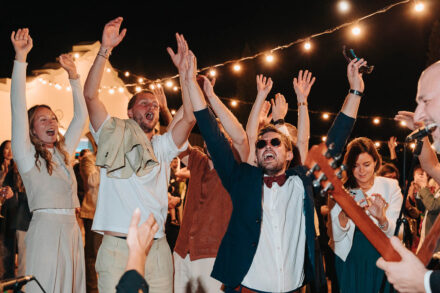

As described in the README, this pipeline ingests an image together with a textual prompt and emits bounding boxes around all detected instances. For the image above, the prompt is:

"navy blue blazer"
[194,108,355,288]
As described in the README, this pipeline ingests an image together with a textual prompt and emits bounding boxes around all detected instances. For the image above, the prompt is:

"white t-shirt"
[91,116,187,238]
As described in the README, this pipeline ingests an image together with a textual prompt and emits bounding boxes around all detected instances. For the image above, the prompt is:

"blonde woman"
[10,28,87,292]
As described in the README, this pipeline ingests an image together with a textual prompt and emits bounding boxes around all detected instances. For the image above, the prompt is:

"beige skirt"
[25,212,85,293]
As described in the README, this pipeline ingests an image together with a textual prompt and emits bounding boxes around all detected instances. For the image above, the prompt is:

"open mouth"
[145,112,154,121]
[46,129,56,136]
[263,152,276,162]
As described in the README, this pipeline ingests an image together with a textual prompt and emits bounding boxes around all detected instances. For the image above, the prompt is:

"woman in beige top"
[10,28,87,293]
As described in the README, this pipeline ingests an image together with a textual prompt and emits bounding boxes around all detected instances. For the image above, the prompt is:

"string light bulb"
[233,64,241,72]
[373,118,380,125]
[338,1,350,13]
[173,86,179,92]
[109,88,115,95]
[55,84,62,90]
[230,100,238,107]
[124,71,130,77]
[375,141,381,147]
[209,69,217,77]
[166,80,173,88]
[150,84,156,90]
[265,54,274,63]
[400,121,407,127]
[304,41,312,51]
[73,53,80,59]
[66,86,71,91]
[106,68,111,73]
[171,109,176,115]
[414,1,424,12]
[352,26,361,36]
[157,83,162,88]
[322,113,330,120]
[410,143,416,149]
[322,136,327,142]
[135,86,142,93]
[118,87,124,93]
[138,77,144,83]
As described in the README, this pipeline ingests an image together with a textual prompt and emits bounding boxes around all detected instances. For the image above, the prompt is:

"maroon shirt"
[174,146,232,261]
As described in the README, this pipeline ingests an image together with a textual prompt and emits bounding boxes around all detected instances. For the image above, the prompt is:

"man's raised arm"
[84,17,126,131]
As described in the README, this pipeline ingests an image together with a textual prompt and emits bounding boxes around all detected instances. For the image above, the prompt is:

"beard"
[258,160,285,176]
[133,112,156,134]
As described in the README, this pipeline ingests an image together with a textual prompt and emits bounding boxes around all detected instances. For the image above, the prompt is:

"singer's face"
[414,63,440,151]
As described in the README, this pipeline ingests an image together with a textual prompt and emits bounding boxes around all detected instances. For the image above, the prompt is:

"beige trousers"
[96,235,173,293]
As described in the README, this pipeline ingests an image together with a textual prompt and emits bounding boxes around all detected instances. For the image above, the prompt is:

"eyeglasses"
[256,138,282,149]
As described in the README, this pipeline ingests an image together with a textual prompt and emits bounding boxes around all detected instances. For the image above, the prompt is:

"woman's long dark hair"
[0,140,24,193]
[343,137,382,189]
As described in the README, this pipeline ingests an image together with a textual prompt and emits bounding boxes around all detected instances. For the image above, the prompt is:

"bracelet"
[378,220,388,230]
[273,119,285,126]
[97,47,112,59]
[297,102,308,107]
[349,89,364,97]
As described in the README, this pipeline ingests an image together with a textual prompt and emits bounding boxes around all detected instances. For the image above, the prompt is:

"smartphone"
[349,189,368,208]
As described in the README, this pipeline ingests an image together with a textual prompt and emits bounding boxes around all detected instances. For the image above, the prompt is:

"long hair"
[0,140,24,193]
[27,105,70,175]
[343,137,382,189]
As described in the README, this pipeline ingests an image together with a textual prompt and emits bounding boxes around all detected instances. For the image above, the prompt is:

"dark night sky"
[1,1,439,155]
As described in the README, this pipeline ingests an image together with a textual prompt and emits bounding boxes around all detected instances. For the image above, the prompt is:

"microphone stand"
[379,139,424,293]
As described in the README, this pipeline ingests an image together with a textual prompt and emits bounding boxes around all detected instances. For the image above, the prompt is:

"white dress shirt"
[242,175,306,292]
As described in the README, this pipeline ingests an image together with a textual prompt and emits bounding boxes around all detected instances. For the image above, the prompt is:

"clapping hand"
[11,28,33,62]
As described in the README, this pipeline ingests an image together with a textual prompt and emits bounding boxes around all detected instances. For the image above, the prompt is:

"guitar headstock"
[305,142,346,198]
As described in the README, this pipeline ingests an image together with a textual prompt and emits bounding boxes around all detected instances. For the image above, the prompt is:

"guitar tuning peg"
[330,160,338,169]
[306,163,320,177]
[313,173,327,188]
[334,153,342,161]
[320,182,334,197]
[336,164,347,179]
[328,142,335,150]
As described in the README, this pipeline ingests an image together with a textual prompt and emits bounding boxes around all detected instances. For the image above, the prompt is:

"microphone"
[405,123,437,142]
[0,275,34,290]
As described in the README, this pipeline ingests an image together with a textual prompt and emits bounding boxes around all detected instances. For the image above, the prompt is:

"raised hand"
[167,33,190,79]
[259,101,272,127]
[126,208,159,257]
[347,58,367,92]
[11,28,33,62]
[394,111,422,131]
[201,76,216,98]
[293,70,316,103]
[256,74,273,96]
[387,136,397,152]
[152,86,168,109]
[59,54,79,80]
[101,17,127,50]
[271,93,288,121]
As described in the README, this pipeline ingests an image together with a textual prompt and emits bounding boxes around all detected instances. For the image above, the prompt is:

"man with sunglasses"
[184,53,367,292]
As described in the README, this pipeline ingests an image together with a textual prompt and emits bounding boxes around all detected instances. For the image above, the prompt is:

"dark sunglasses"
[256,138,282,149]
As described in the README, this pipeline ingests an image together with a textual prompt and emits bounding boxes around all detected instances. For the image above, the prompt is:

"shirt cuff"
[424,270,433,293]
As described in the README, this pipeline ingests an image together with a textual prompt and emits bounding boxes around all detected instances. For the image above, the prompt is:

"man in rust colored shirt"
[173,145,232,293]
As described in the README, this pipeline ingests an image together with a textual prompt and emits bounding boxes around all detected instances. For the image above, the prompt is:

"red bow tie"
[263,174,287,188]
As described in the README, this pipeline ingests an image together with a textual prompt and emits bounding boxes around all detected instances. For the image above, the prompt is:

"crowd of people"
[1,16,440,293]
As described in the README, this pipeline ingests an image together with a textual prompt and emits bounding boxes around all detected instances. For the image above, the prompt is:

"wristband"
[273,119,285,126]
[97,47,112,59]
[349,89,364,97]
[378,220,388,230]
[297,102,308,107]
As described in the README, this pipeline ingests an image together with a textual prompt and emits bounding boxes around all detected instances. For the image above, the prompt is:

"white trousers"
[173,252,223,293]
